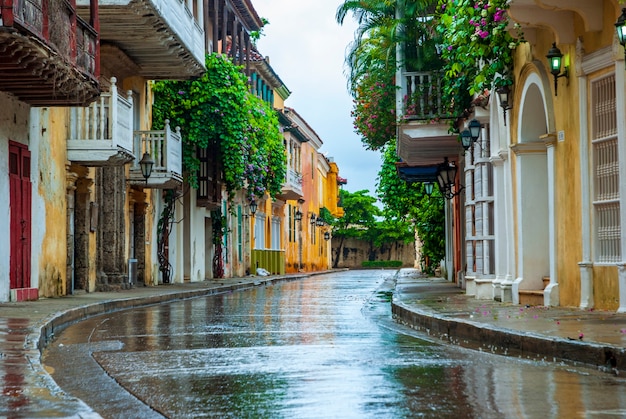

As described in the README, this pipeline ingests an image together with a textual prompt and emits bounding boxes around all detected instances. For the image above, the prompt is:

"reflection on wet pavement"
[0,318,29,413]
[44,271,626,418]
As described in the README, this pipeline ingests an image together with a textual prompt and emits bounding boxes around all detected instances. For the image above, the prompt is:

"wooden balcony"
[67,77,134,166]
[397,71,461,167]
[129,120,183,189]
[277,168,303,201]
[77,0,204,79]
[0,0,100,105]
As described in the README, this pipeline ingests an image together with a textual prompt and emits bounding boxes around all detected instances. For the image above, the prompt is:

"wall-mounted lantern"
[496,85,512,126]
[436,157,464,200]
[616,9,626,63]
[249,200,257,216]
[139,152,155,183]
[310,213,317,225]
[546,43,569,96]
[324,231,331,241]
[295,210,303,221]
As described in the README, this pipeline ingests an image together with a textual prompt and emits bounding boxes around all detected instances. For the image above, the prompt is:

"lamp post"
[139,152,155,184]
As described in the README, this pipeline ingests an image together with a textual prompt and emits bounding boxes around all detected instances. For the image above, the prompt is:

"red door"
[9,141,31,289]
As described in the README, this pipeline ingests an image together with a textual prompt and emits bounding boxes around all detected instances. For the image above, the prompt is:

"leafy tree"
[152,53,286,202]
[376,142,444,273]
[332,189,380,267]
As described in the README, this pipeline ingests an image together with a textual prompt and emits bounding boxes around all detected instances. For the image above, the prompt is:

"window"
[254,214,265,250]
[271,217,281,250]
[591,74,620,263]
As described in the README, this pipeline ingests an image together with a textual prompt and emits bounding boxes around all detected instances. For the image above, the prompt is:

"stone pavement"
[2,269,626,418]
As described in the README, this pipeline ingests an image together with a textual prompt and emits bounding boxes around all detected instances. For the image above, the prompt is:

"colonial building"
[398,0,626,312]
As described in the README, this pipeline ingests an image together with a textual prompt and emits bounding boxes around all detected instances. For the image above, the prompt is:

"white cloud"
[254,0,382,196]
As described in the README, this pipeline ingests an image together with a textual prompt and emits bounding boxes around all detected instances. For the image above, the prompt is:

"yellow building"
[501,0,626,311]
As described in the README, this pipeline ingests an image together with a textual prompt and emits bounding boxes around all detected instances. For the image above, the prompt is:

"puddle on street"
[44,271,626,418]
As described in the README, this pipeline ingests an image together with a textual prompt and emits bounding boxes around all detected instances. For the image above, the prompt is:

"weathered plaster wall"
[34,107,69,297]
[332,238,416,269]
[0,92,30,301]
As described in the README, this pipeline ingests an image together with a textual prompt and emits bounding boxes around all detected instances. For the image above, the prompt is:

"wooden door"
[9,141,31,289]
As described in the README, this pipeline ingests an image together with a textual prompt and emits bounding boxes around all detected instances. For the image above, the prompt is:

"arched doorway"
[512,71,554,304]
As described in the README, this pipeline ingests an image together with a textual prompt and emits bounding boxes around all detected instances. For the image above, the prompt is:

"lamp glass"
[546,43,563,75]
[444,162,457,189]
[496,85,510,109]
[424,182,434,196]
[469,119,481,141]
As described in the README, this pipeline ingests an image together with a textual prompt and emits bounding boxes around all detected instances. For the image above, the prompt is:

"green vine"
[152,53,286,202]
[436,0,523,121]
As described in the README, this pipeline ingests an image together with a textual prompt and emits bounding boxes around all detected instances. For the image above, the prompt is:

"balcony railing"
[277,168,303,200]
[401,71,455,121]
[67,77,134,165]
[76,0,204,79]
[129,120,183,189]
[0,0,100,105]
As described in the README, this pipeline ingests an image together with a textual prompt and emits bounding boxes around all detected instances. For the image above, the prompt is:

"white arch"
[512,68,555,305]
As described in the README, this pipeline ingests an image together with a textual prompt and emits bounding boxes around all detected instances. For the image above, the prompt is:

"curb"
[391,299,625,373]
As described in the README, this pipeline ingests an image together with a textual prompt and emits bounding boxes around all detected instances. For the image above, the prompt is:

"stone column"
[66,167,78,295]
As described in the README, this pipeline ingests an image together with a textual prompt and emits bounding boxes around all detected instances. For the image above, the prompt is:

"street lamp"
[424,182,434,196]
[139,151,155,183]
[496,84,512,126]
[460,129,472,151]
[436,157,463,200]
[546,42,569,96]
[468,119,481,142]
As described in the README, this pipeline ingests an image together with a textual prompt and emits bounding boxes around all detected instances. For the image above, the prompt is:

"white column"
[578,70,594,309]
[542,134,559,306]
[616,56,626,312]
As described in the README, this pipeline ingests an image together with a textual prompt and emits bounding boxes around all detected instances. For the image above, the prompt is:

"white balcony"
[129,120,183,189]
[67,77,134,166]
[397,71,461,166]
[277,168,304,201]
[77,0,205,79]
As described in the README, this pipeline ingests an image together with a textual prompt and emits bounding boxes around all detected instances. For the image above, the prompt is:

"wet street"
[44,270,626,418]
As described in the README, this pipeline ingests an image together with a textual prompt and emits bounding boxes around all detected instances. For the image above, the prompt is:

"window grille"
[591,74,620,263]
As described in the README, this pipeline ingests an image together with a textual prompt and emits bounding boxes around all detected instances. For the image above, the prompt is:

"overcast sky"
[254,0,383,197]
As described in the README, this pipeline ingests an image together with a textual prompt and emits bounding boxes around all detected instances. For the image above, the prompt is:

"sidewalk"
[2,269,626,418]
[392,268,626,374]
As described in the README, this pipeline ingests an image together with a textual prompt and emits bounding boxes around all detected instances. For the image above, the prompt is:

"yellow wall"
[510,1,622,309]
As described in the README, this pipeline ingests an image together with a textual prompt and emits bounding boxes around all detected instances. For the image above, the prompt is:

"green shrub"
[361,260,403,268]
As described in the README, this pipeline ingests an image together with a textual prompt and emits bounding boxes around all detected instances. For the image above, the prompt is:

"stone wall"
[332,237,415,269]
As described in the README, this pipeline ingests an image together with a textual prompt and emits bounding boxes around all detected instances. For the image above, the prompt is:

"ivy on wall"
[152,53,287,202]
[436,0,523,119]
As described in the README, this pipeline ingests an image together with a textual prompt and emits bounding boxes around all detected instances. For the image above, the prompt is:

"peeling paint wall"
[0,92,30,301]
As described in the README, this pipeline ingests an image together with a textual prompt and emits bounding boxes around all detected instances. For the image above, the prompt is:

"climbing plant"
[436,0,523,119]
[152,53,286,202]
